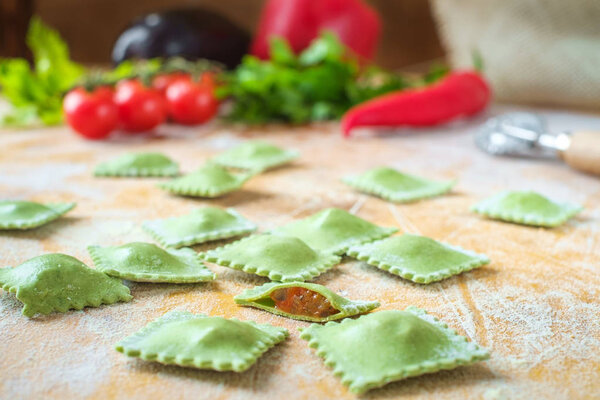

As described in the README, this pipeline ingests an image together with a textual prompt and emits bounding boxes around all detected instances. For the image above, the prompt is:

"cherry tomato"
[93,86,116,102]
[165,78,219,125]
[152,72,191,96]
[114,80,167,133]
[198,72,217,90]
[63,86,118,140]
[269,287,338,317]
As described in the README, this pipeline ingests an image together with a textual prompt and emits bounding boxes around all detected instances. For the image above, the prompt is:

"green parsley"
[218,32,445,125]
[0,17,85,126]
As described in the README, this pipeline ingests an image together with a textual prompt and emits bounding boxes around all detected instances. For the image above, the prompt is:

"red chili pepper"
[251,0,380,61]
[341,71,491,137]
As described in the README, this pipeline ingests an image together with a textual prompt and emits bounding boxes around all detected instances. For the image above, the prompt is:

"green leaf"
[0,16,85,127]
[269,37,297,66]
[422,63,450,85]
[311,102,341,121]
[220,32,445,125]
[106,58,163,82]
[472,50,484,72]
[298,31,345,66]
[38,104,64,125]
[1,105,38,126]
[27,16,84,92]
[0,59,39,107]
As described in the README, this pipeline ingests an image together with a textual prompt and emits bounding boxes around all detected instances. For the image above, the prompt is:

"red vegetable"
[270,287,339,318]
[114,80,167,133]
[251,0,380,61]
[341,71,491,137]
[152,72,191,96]
[63,87,118,140]
[165,76,219,125]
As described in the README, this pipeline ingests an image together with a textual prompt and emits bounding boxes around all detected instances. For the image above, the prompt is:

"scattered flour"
[1,108,599,399]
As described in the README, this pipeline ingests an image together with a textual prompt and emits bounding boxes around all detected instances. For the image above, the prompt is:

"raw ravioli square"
[343,167,454,203]
[0,200,76,230]
[88,242,215,283]
[158,163,252,198]
[214,140,299,171]
[471,190,582,227]
[234,281,379,322]
[200,234,340,282]
[300,308,489,394]
[347,234,489,284]
[0,253,132,317]
[94,152,179,177]
[143,207,256,248]
[115,311,288,372]
[271,208,397,255]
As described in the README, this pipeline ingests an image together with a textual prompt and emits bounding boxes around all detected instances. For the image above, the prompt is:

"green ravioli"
[343,167,454,203]
[234,281,379,322]
[116,311,288,372]
[143,207,256,248]
[471,190,582,227]
[213,140,299,171]
[0,253,132,317]
[200,234,340,282]
[88,242,215,283]
[347,234,489,284]
[94,152,179,177]
[158,163,252,198]
[300,308,489,394]
[271,208,397,255]
[0,200,76,230]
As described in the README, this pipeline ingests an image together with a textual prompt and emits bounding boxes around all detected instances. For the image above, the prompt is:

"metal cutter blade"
[475,112,571,159]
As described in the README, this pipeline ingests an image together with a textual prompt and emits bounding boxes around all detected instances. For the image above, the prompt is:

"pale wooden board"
[1,106,599,400]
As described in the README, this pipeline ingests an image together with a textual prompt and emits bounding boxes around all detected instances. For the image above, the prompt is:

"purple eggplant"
[112,8,250,69]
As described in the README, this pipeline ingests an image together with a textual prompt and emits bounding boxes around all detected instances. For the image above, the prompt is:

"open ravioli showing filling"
[234,282,379,322]
[270,286,338,318]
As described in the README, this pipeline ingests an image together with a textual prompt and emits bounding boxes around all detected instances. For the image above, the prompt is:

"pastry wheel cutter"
[475,112,600,176]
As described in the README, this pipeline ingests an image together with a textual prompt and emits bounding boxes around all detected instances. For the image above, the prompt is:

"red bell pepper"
[251,0,380,61]
[341,71,491,137]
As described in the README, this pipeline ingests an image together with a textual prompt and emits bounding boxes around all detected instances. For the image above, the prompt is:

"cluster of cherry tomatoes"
[63,72,219,140]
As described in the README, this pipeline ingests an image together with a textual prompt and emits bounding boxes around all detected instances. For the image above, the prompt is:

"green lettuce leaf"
[0,16,85,127]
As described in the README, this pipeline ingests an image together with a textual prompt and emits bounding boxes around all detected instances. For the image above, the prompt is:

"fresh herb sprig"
[104,57,222,85]
[218,32,447,125]
[0,17,86,126]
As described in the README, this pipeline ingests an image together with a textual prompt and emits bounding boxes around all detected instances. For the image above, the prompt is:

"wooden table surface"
[1,106,599,400]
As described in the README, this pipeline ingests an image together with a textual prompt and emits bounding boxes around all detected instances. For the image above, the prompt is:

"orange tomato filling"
[270,287,339,318]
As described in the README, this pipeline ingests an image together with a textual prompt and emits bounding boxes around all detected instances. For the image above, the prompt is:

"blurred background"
[3,0,600,111]
[1,0,444,69]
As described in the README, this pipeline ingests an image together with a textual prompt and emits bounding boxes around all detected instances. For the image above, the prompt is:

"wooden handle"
[561,131,600,176]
